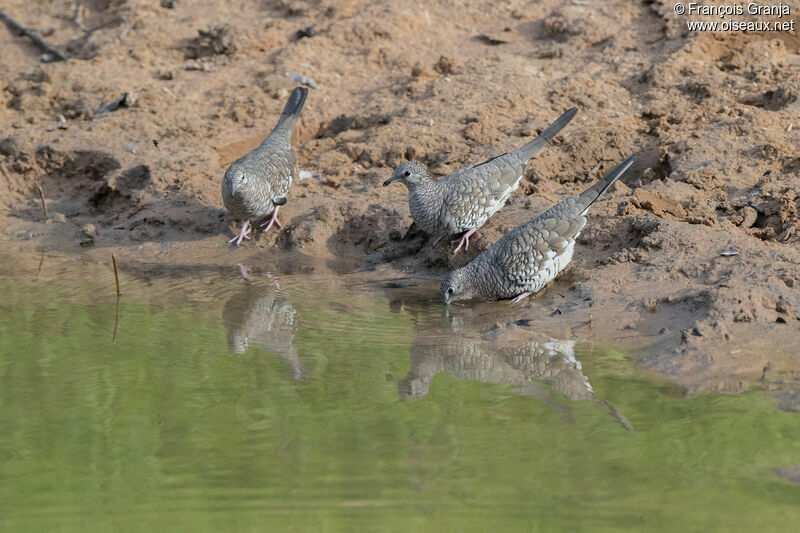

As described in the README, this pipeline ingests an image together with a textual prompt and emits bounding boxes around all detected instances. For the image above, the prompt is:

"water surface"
[1,252,798,532]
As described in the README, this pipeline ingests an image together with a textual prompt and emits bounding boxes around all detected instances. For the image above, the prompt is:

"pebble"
[80,224,97,247]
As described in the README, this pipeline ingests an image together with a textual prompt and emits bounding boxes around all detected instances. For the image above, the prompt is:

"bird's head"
[384,161,429,188]
[440,267,477,305]
[225,164,249,196]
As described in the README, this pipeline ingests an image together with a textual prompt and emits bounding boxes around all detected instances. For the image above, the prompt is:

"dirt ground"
[1,0,799,397]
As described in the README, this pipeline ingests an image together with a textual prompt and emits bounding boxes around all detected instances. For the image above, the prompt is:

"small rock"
[613,180,630,195]
[411,63,431,79]
[296,26,314,39]
[737,206,758,228]
[187,24,241,58]
[183,59,217,72]
[433,55,460,75]
[157,69,175,80]
[0,136,20,156]
[79,224,97,247]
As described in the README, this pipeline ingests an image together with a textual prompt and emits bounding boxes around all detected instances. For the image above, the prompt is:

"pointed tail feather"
[273,86,308,135]
[578,155,635,213]
[514,107,578,161]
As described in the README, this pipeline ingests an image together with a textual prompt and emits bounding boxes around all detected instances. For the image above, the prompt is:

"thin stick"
[112,255,121,296]
[0,9,69,61]
[113,294,120,344]
[35,251,45,279]
[33,179,48,220]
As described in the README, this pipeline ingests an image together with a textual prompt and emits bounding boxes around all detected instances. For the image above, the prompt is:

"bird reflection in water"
[222,271,309,380]
[396,306,632,430]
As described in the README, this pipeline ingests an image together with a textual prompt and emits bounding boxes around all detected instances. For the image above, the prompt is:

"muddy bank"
[1,0,799,394]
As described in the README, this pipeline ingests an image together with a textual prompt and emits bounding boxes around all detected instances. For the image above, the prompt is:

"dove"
[441,155,635,304]
[384,107,578,254]
[222,86,307,246]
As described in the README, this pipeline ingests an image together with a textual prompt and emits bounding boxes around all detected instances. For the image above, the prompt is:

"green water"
[1,254,799,532]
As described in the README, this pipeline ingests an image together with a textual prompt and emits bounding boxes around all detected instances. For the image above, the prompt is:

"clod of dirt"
[113,165,151,193]
[410,63,433,80]
[79,224,97,247]
[734,206,758,228]
[185,25,242,59]
[742,87,798,111]
[91,165,153,212]
[433,56,460,76]
[541,7,616,45]
[0,137,20,157]
[633,189,687,221]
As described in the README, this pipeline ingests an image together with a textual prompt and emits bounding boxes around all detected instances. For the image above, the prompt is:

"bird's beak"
[383,176,400,186]
[230,182,237,196]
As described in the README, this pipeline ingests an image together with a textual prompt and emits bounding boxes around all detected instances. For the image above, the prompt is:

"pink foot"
[229,220,252,247]
[261,206,283,233]
[432,236,444,247]
[452,228,477,255]
[266,273,281,291]
[510,292,532,304]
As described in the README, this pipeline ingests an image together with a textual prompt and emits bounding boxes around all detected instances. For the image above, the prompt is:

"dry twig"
[112,255,121,296]
[0,8,69,61]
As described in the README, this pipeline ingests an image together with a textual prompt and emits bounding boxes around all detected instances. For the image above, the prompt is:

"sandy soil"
[1,0,799,397]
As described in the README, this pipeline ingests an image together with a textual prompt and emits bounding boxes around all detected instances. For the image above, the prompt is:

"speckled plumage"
[222,87,307,244]
[441,155,636,304]
[385,108,578,250]
[399,336,591,401]
[222,283,308,380]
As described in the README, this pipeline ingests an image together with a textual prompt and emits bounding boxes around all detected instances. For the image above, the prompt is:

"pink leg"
[261,206,283,233]
[431,235,444,247]
[228,220,252,246]
[452,228,477,255]
[265,272,281,291]
[510,292,532,304]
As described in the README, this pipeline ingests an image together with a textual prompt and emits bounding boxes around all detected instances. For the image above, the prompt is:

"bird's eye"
[447,287,454,295]
[403,170,411,177]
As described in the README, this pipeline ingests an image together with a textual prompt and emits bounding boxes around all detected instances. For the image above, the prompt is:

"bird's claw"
[261,207,283,233]
[229,221,252,247]
[510,292,532,304]
[452,229,477,255]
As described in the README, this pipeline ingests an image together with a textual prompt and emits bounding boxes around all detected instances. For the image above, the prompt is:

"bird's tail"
[273,86,308,137]
[514,107,578,161]
[578,155,635,213]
